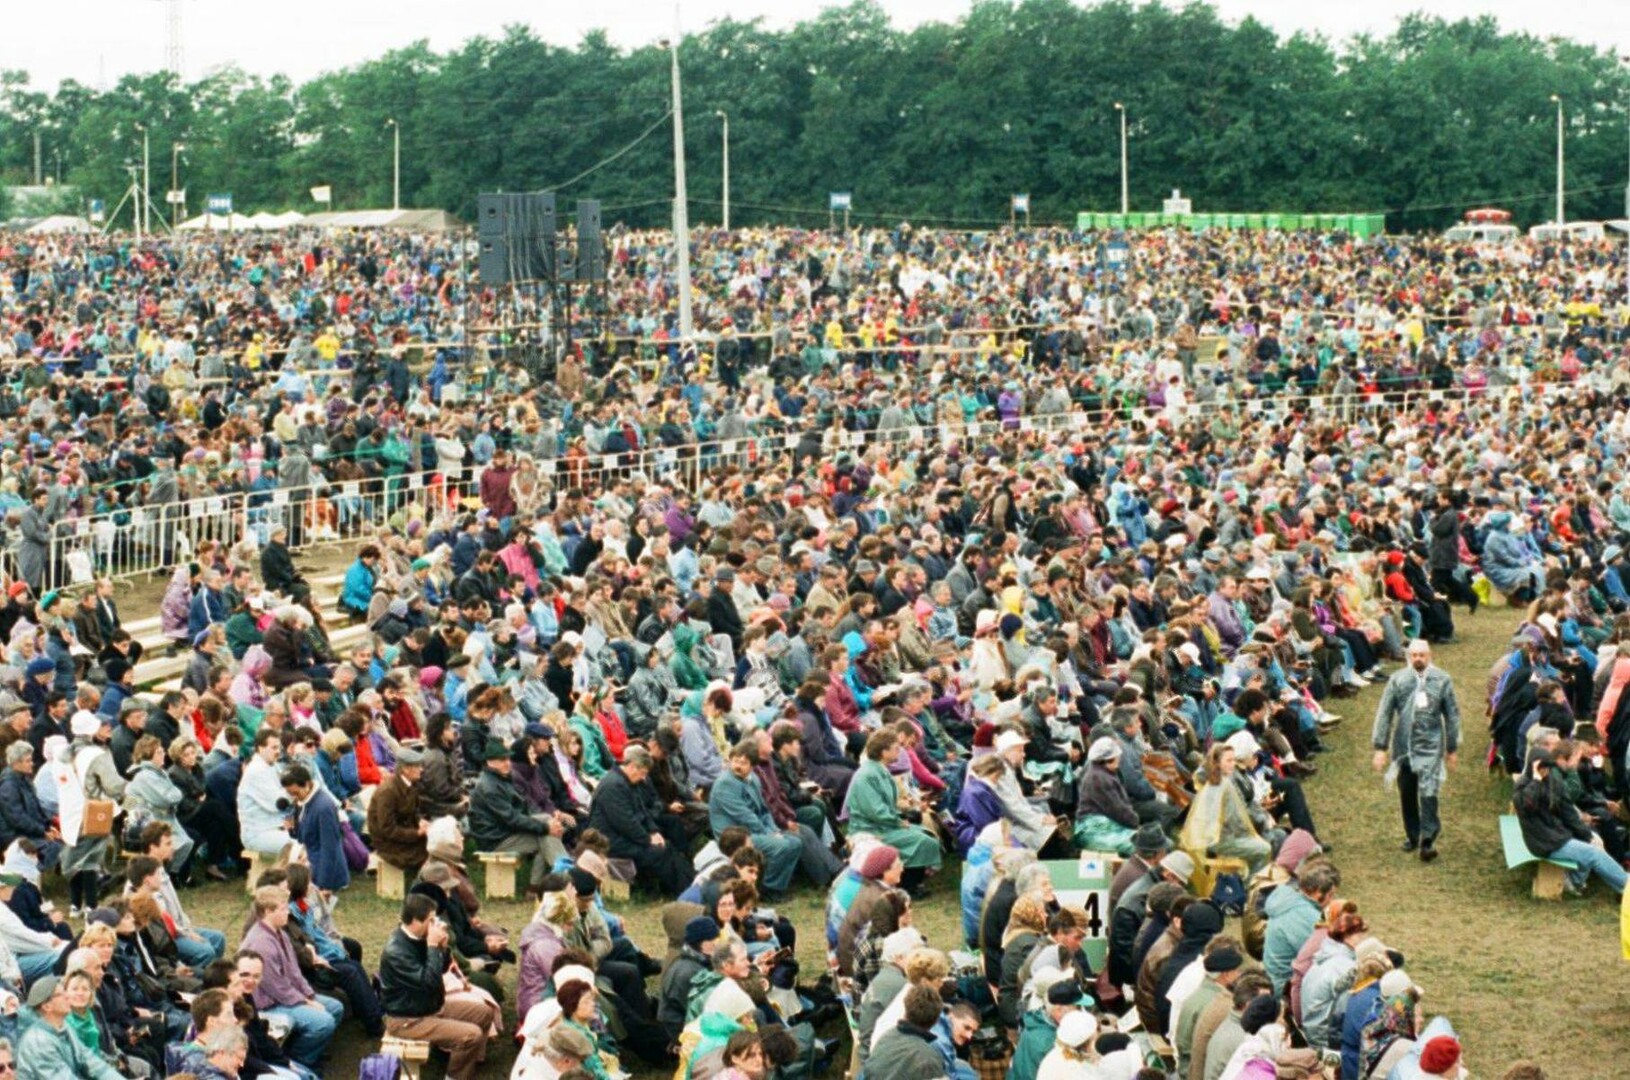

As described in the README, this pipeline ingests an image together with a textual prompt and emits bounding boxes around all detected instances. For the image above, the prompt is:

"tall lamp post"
[386,118,401,211]
[715,110,730,231]
[1114,102,1128,215]
[171,141,186,226]
[1550,94,1565,225]
[134,122,151,235]
[666,16,694,344]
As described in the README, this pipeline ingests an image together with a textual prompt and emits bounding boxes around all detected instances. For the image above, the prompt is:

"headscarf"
[1361,992,1418,1077]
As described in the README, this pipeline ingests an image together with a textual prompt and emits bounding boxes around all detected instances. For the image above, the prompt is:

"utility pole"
[135,122,151,235]
[1550,94,1565,225]
[386,118,400,210]
[33,132,41,186]
[667,10,694,344]
[172,142,186,226]
[1114,102,1129,216]
[715,110,729,231]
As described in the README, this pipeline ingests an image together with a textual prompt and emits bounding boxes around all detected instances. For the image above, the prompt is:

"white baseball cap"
[994,730,1029,754]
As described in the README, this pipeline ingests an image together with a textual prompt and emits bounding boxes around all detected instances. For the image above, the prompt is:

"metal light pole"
[1114,102,1128,215]
[386,118,400,210]
[171,141,185,226]
[667,15,694,343]
[1550,94,1565,225]
[715,110,730,231]
[135,122,151,234]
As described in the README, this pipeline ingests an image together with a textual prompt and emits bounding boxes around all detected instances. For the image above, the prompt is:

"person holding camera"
[378,894,502,1080]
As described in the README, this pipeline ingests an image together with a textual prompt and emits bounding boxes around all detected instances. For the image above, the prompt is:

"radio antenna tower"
[162,0,184,78]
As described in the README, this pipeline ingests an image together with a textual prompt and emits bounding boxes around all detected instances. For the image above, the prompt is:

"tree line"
[2,0,1627,232]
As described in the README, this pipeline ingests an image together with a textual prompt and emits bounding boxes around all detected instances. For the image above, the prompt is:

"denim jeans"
[16,947,61,987]
[266,994,344,1066]
[174,927,227,968]
[1551,838,1628,894]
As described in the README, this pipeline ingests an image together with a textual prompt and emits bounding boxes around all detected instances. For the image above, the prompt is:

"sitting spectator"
[367,746,429,877]
[237,886,343,1070]
[1514,748,1627,896]
[584,747,694,896]
[468,739,565,899]
[127,826,227,967]
[14,975,122,1080]
[0,744,59,871]
[378,894,502,1080]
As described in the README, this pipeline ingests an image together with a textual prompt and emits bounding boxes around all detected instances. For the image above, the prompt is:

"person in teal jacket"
[1007,979,1091,1080]
[1261,859,1340,992]
[340,544,381,619]
[707,743,802,895]
[15,977,123,1080]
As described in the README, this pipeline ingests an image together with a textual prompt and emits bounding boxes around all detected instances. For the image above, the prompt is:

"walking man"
[1372,639,1460,862]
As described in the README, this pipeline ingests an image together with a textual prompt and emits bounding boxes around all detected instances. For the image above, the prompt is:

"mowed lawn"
[77,605,1625,1079]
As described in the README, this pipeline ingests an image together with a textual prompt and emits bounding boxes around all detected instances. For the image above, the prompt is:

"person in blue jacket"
[339,544,381,620]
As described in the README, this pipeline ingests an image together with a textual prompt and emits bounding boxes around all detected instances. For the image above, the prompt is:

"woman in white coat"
[53,709,126,917]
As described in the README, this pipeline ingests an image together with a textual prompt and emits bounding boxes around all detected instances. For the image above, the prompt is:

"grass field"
[87,602,1626,1080]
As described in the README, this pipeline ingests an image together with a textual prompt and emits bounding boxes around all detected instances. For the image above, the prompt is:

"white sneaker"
[1345,674,1370,688]
[67,906,81,920]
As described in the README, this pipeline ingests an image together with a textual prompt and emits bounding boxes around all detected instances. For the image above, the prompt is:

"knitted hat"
[1417,1036,1461,1076]
[483,740,508,762]
[1203,947,1243,973]
[24,658,53,678]
[858,844,899,880]
[568,867,600,897]
[683,917,721,949]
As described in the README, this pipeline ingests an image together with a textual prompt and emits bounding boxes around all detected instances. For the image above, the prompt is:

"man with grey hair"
[584,745,693,895]
[0,741,59,870]
[202,1024,251,1078]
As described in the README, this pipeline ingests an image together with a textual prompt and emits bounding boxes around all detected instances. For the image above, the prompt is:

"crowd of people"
[0,221,1623,1080]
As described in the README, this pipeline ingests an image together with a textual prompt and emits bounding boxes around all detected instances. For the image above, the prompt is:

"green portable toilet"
[1246,214,1267,231]
[1281,213,1302,230]
[1264,213,1283,230]
[1224,213,1244,229]
[1076,212,1093,230]
[1190,213,1214,230]
[1107,213,1127,228]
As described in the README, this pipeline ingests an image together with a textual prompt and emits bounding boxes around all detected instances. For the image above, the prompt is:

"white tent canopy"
[178,212,258,231]
[24,215,94,234]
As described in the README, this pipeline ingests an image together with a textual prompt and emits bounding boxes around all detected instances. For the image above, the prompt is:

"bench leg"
[485,859,517,900]
[1532,861,1568,900]
[377,861,405,900]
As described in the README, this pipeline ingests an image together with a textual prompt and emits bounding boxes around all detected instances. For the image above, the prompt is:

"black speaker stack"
[477,191,606,286]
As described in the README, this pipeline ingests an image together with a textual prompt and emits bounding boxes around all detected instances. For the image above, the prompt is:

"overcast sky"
[5,1,1628,91]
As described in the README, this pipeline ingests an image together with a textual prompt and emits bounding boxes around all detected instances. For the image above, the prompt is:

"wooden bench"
[242,849,281,894]
[1191,854,1248,902]
[475,851,520,900]
[379,1035,432,1080]
[376,858,407,900]
[1499,814,1580,900]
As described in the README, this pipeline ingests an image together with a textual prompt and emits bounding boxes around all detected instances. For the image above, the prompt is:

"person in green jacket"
[15,975,123,1080]
[1007,976,1092,1080]
[842,729,941,884]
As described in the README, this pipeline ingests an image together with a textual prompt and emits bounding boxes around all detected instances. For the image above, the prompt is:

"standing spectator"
[1371,640,1461,863]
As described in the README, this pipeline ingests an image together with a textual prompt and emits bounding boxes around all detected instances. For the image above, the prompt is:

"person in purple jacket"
[238,885,344,1069]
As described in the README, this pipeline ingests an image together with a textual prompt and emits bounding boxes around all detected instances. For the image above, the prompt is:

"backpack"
[358,1054,402,1080]
[1210,871,1247,917]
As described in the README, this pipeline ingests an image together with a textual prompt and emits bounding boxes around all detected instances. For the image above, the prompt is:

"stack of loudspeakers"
[476,191,606,286]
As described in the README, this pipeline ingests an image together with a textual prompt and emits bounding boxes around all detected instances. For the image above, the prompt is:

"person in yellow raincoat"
[1180,742,1272,878]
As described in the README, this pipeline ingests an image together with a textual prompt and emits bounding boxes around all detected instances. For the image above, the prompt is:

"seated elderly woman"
[1179,742,1274,876]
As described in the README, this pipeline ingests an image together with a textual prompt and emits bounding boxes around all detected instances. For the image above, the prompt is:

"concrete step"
[134,618,375,691]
